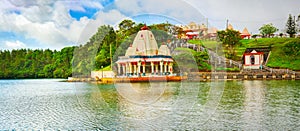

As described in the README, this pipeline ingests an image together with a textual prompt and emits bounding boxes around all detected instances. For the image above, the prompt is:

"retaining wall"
[188,72,300,81]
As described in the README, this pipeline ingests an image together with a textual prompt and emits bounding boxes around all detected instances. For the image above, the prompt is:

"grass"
[202,40,220,49]
[188,39,221,49]
[239,38,300,70]
[188,39,203,45]
[101,65,112,71]
[174,47,212,71]
[174,47,197,53]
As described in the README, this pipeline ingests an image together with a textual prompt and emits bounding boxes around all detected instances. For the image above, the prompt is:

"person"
[260,64,263,70]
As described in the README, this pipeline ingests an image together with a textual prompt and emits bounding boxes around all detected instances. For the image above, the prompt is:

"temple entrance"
[250,55,255,65]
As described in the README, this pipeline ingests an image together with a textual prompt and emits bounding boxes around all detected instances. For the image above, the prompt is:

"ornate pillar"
[125,63,129,76]
[164,62,168,75]
[122,64,126,76]
[138,60,141,77]
[160,60,163,75]
[169,62,173,75]
[129,62,132,76]
[134,64,137,76]
[142,62,146,76]
[151,62,154,75]
[155,64,159,75]
[117,63,121,75]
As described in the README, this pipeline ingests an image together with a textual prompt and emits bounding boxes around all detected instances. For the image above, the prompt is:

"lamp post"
[101,66,103,79]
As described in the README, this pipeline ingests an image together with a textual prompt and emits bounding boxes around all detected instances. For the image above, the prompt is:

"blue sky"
[0,0,299,50]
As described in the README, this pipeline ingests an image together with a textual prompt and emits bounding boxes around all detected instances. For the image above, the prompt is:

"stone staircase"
[168,39,296,74]
[168,40,242,70]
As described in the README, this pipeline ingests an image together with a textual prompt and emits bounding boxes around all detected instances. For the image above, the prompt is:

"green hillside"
[190,38,300,70]
[240,38,300,70]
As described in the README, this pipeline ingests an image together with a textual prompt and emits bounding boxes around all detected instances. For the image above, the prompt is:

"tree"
[259,23,278,38]
[0,47,74,79]
[118,19,135,31]
[286,14,297,38]
[217,29,242,59]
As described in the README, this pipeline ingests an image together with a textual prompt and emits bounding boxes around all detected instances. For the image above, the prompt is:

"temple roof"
[244,47,270,53]
[141,25,149,30]
[125,47,136,56]
[131,27,158,56]
[228,24,233,30]
[124,25,172,57]
[158,45,170,56]
[241,28,250,35]
[208,27,218,34]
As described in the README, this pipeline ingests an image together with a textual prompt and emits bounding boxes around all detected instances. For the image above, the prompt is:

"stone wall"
[188,72,300,81]
[91,71,115,79]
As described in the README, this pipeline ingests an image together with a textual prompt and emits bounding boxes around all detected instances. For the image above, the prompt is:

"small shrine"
[242,48,270,69]
[116,25,174,77]
[241,28,251,39]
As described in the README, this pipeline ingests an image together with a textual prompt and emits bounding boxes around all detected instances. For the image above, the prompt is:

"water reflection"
[1,80,299,130]
[262,80,300,130]
[242,80,265,130]
[115,82,168,105]
[115,82,175,130]
[88,82,225,130]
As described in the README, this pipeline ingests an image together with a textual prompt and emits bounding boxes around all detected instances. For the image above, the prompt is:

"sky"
[0,0,299,50]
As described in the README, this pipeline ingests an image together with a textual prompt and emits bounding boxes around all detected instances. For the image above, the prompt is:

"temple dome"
[125,47,136,56]
[158,44,170,56]
[127,25,159,56]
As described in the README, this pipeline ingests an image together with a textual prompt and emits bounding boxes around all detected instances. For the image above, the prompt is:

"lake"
[0,79,299,130]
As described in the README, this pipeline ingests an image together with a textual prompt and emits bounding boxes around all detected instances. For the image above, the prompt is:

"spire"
[141,24,149,30]
[242,28,250,35]
[227,24,233,30]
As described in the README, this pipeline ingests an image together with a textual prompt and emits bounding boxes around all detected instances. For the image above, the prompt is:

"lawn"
[101,65,112,71]
[202,40,220,49]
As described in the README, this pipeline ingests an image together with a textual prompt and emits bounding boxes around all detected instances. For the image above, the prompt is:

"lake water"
[0,79,299,130]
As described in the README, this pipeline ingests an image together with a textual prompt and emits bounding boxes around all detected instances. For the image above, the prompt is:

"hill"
[240,38,300,70]
[191,38,300,71]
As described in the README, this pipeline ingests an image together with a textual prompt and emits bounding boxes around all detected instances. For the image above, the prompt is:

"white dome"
[131,26,158,55]
[158,45,170,56]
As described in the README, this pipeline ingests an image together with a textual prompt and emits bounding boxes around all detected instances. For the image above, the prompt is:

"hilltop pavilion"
[116,25,174,77]
[241,28,251,39]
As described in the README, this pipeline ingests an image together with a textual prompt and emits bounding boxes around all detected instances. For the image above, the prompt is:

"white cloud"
[114,0,300,34]
[1,0,300,50]
[0,0,106,49]
[77,9,128,45]
[188,0,300,33]
[114,0,206,24]
[0,0,129,50]
[5,40,26,49]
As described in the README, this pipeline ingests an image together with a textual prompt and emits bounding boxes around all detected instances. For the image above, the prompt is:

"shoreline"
[67,72,300,83]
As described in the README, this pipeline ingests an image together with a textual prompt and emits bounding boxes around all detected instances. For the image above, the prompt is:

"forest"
[0,20,186,79]
[0,47,74,79]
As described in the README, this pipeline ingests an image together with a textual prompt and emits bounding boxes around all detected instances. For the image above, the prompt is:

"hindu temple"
[116,25,174,77]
